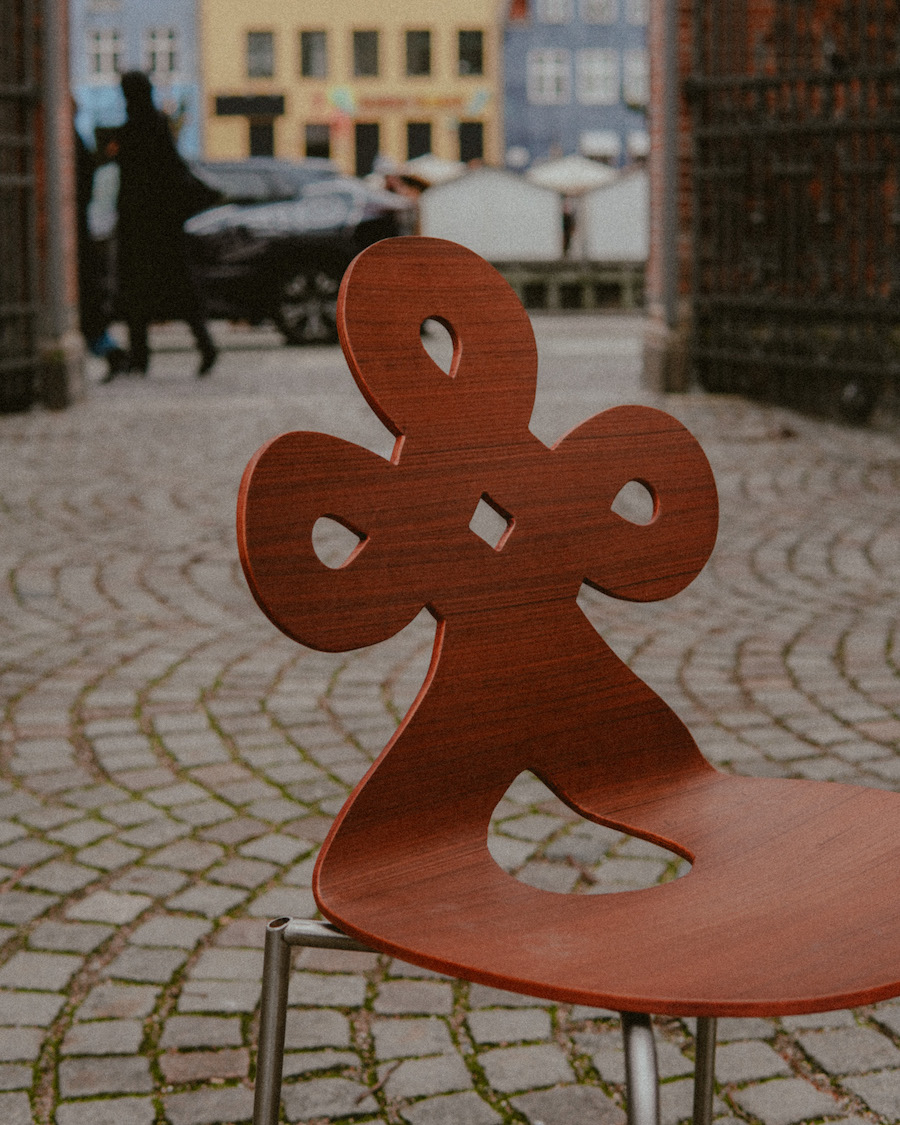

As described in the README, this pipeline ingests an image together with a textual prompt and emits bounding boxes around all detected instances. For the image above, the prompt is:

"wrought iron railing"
[689,0,900,421]
[0,0,38,412]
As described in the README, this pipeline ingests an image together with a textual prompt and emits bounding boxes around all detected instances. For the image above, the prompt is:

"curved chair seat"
[316,769,900,1017]
[239,238,900,1125]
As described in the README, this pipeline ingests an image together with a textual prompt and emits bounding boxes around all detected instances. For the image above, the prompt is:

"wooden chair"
[238,237,900,1125]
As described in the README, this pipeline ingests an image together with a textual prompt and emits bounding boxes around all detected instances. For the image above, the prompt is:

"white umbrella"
[526,154,617,195]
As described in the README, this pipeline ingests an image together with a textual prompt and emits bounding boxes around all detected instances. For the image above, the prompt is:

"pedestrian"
[74,124,130,382]
[111,70,219,379]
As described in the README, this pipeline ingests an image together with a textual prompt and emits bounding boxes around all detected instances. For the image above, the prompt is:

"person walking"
[111,71,219,379]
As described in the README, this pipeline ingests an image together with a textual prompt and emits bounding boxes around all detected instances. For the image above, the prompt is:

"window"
[353,31,379,77]
[459,121,484,163]
[355,122,380,176]
[406,30,431,76]
[576,48,619,104]
[305,123,330,159]
[87,28,123,81]
[626,0,649,24]
[247,31,275,78]
[581,0,617,23]
[407,121,432,159]
[144,27,179,80]
[249,119,275,156]
[300,30,327,77]
[536,0,573,23]
[458,30,483,76]
[623,47,649,104]
[527,49,571,104]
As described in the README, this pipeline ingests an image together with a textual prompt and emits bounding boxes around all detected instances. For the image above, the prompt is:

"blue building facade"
[503,0,649,169]
[70,0,202,157]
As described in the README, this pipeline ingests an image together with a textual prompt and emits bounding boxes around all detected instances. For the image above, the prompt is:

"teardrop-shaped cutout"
[488,771,689,895]
[421,317,455,375]
[312,516,364,569]
[611,480,655,526]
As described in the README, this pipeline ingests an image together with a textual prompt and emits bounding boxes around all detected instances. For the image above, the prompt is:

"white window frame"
[625,0,649,25]
[581,0,618,24]
[527,48,572,104]
[536,0,574,24]
[623,47,649,105]
[576,48,620,105]
[144,26,180,81]
[86,27,123,82]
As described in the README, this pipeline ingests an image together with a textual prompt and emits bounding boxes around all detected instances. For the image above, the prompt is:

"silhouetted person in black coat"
[114,71,218,377]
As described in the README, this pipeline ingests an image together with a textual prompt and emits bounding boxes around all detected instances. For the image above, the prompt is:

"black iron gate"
[0,0,38,412]
[690,0,900,421]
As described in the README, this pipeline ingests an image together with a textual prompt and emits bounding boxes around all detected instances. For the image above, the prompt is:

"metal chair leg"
[253,918,292,1125]
[622,1011,660,1125]
[692,1016,717,1125]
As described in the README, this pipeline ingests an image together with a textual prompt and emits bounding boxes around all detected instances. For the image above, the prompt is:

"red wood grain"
[237,237,900,1017]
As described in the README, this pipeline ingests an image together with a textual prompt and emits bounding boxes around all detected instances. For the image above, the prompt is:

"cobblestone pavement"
[1,313,899,1125]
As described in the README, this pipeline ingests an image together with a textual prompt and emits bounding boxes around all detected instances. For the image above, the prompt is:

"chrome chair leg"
[253,918,292,1125]
[692,1016,717,1125]
[252,918,376,1125]
[622,1011,660,1125]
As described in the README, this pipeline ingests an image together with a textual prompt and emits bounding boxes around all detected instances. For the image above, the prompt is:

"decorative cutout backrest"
[237,237,719,903]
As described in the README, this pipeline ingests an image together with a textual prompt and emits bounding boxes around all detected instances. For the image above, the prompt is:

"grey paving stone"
[575,1027,693,1084]
[0,989,65,1026]
[714,1040,792,1083]
[191,948,265,980]
[780,1008,857,1030]
[511,1084,626,1125]
[61,1018,144,1055]
[58,1054,154,1097]
[373,1016,456,1059]
[0,1063,30,1090]
[247,886,316,918]
[282,1049,359,1075]
[48,819,113,846]
[872,1004,900,1038]
[281,1076,377,1120]
[714,1016,776,1040]
[239,833,307,864]
[29,920,113,953]
[109,867,189,896]
[78,982,160,1020]
[0,838,60,866]
[659,1078,727,1125]
[76,839,142,870]
[797,1026,900,1075]
[468,1007,552,1044]
[160,1015,244,1048]
[146,839,224,871]
[374,979,454,1015]
[130,913,212,947]
[0,950,82,990]
[479,1043,574,1092]
[289,972,367,1009]
[56,1091,156,1123]
[0,1026,43,1060]
[383,1052,474,1097]
[66,890,152,923]
[177,979,261,1013]
[162,1085,255,1125]
[284,1008,351,1049]
[105,945,188,982]
[0,889,58,924]
[469,984,553,1009]
[733,1077,839,1125]
[844,1069,900,1116]
[20,858,99,893]
[403,1090,503,1125]
[166,882,248,917]
[118,818,191,847]
[0,1091,32,1125]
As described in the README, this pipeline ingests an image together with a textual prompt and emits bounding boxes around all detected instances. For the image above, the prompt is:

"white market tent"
[420,166,563,261]
[526,154,617,195]
[574,168,649,262]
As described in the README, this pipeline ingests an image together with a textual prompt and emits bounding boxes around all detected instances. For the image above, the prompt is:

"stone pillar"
[642,0,694,392]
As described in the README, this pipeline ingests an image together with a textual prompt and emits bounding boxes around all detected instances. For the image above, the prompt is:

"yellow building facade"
[200,0,503,175]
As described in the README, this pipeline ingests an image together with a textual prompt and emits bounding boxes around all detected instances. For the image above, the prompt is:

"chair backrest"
[237,236,719,979]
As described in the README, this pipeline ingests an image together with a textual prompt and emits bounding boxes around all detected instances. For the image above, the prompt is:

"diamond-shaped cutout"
[469,494,515,551]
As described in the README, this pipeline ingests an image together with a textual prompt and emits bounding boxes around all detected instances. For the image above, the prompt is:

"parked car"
[185,163,415,344]
[87,156,415,346]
